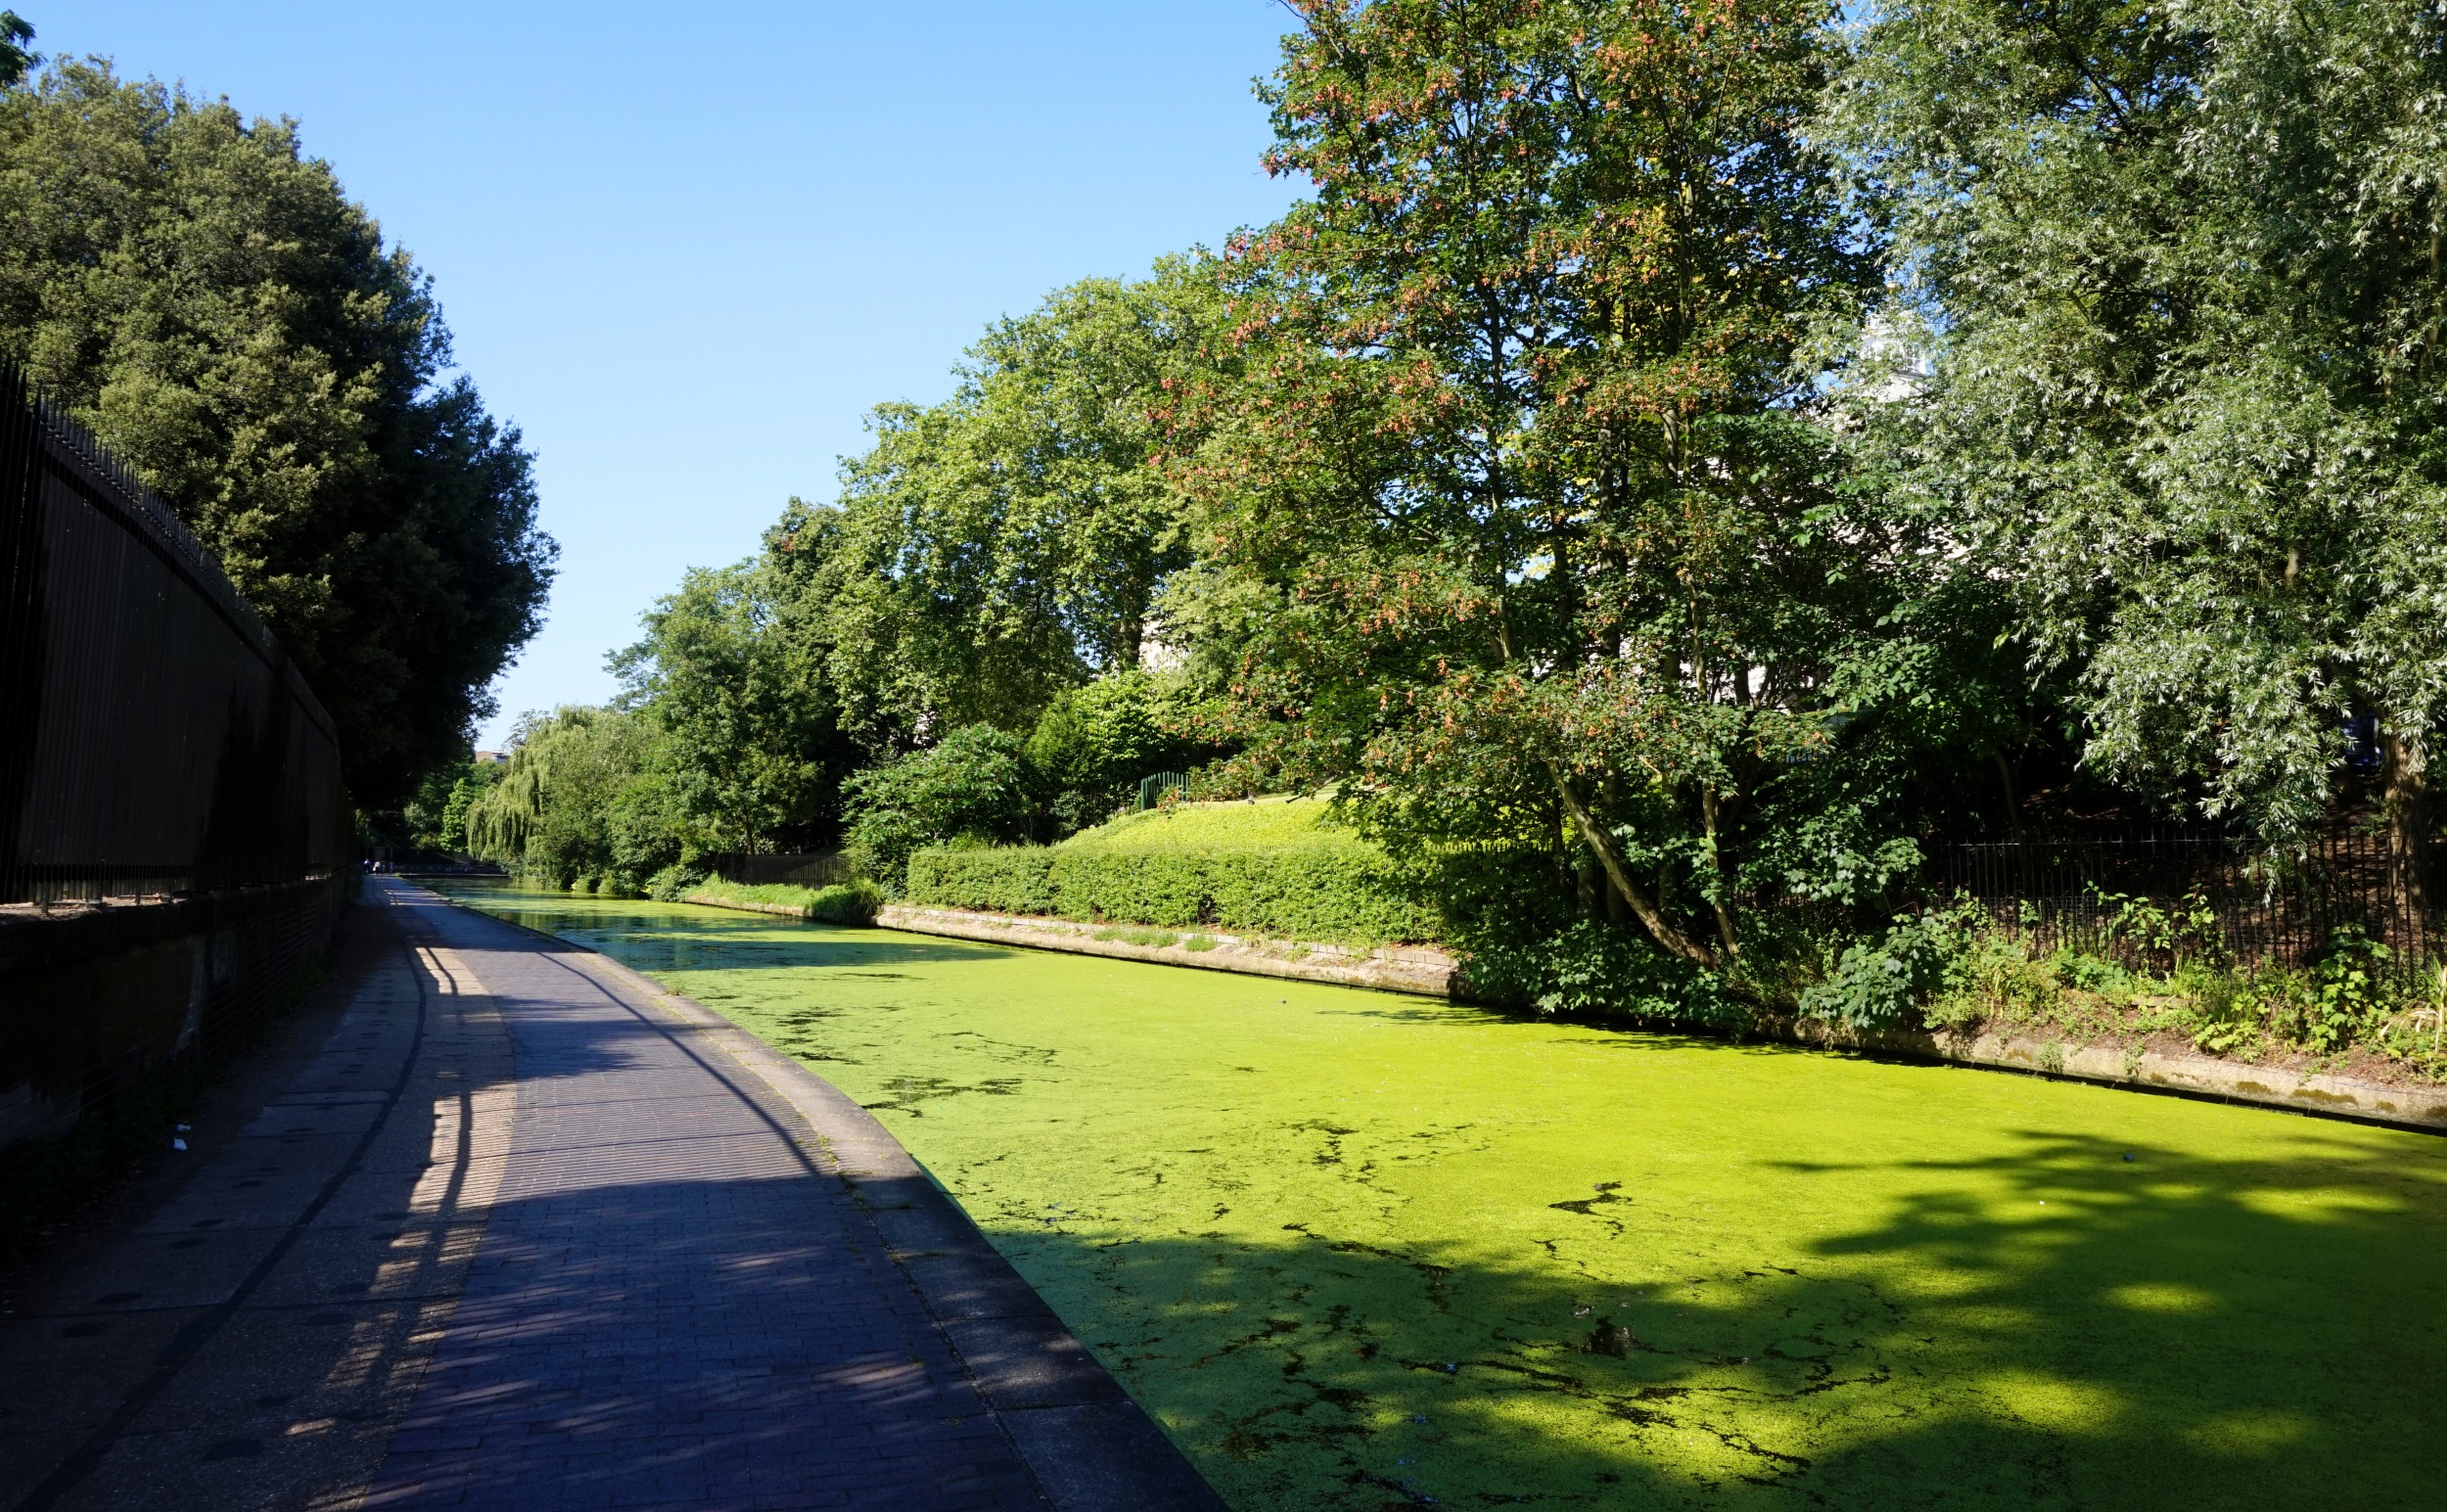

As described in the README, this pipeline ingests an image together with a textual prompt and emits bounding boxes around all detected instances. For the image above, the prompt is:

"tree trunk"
[2382,728,2430,953]
[1599,773,1628,926]
[1700,784,1739,959]
[1547,764,1717,966]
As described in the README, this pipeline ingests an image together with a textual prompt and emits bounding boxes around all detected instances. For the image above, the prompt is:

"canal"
[430,882,2447,1510]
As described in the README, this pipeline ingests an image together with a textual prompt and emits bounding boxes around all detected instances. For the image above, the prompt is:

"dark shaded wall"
[0,877,344,1147]
[0,360,352,1154]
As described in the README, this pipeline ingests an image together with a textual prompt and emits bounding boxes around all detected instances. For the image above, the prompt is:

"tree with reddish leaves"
[1178,0,2006,992]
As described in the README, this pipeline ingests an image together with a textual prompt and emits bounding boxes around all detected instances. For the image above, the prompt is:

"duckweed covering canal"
[435,884,2447,1510]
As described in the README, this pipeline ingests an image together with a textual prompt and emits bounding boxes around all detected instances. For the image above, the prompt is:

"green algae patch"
[437,883,2447,1511]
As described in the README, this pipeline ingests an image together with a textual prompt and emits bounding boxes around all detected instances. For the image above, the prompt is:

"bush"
[646,863,708,902]
[1024,669,1219,835]
[1801,914,1953,1031]
[905,841,1432,944]
[689,875,884,925]
[1459,919,1741,1027]
[844,725,1035,891]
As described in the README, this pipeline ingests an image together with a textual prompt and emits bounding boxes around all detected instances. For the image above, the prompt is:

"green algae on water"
[435,883,2447,1511]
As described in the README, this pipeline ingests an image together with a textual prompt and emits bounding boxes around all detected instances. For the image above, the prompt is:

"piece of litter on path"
[171,1138,187,1151]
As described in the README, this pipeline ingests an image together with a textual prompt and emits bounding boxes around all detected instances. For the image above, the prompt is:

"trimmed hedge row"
[903,844,1433,945]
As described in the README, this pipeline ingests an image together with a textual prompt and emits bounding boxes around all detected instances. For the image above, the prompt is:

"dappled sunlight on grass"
[433,881,2447,1510]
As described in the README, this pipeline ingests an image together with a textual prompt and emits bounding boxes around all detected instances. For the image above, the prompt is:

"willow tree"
[1182,0,1962,980]
[1831,0,2447,907]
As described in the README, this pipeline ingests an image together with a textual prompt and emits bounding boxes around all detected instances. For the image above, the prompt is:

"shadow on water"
[996,1129,2444,1511]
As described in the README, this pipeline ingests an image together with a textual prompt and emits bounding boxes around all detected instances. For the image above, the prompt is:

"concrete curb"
[1778,1018,2447,1134]
[444,896,1229,1512]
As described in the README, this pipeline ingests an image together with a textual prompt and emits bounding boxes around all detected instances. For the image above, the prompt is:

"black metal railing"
[1936,821,2441,981]
[0,359,349,903]
[703,850,855,889]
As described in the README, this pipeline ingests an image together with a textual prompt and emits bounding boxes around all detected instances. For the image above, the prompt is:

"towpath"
[0,878,1217,1512]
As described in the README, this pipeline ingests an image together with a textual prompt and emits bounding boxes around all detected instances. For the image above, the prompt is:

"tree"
[841,724,1035,889]
[1026,666,1224,833]
[464,707,676,891]
[1830,0,2447,910]
[0,59,554,805]
[612,561,848,854]
[805,259,1230,745]
[1180,0,1944,985]
[0,12,33,89]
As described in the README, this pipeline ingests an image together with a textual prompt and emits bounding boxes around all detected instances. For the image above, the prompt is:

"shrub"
[806,878,885,925]
[689,875,884,925]
[844,725,1035,890]
[1801,913,1956,1031]
[646,863,708,902]
[1025,669,1220,835]
[904,835,1434,945]
[1460,919,1741,1027]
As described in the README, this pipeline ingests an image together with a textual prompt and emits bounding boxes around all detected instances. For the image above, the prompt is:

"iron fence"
[0,359,349,903]
[1935,822,2441,982]
[703,850,855,888]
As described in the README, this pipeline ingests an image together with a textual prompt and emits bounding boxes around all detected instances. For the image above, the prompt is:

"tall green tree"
[0,12,33,89]
[1831,0,2447,901]
[612,561,848,854]
[0,59,554,805]
[804,258,1230,745]
[1182,0,1958,980]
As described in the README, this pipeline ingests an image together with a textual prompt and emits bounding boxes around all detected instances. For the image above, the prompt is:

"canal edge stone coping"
[431,892,1232,1512]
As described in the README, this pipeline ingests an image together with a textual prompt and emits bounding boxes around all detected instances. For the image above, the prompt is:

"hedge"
[903,844,1433,945]
[690,876,884,924]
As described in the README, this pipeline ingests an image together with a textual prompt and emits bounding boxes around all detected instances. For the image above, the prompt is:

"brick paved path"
[0,880,1218,1512]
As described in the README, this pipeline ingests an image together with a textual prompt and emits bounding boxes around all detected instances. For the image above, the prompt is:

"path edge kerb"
[417,888,1229,1512]
[853,901,2447,1137]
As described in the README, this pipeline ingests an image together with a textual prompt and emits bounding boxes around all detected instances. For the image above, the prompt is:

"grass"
[1059,795,1363,853]
[435,880,2447,1512]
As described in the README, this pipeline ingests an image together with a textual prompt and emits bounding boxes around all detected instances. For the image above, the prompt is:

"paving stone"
[0,880,1224,1512]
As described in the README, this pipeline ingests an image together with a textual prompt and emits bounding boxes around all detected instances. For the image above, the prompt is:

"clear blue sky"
[42,2,1305,750]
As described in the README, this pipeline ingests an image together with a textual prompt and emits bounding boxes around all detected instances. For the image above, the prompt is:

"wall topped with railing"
[0,359,349,904]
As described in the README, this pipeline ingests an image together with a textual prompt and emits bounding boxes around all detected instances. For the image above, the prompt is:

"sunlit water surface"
[429,881,2447,1511]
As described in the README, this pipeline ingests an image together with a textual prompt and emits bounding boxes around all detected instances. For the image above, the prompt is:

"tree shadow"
[974,1128,2447,1510]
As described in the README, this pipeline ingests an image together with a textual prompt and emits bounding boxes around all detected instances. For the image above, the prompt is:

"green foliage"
[0,59,554,805]
[842,724,1035,889]
[645,863,708,903]
[463,707,678,893]
[905,841,1431,947]
[614,561,849,853]
[1025,667,1220,833]
[1802,913,1956,1031]
[1831,0,2447,843]
[687,876,884,926]
[402,755,501,853]
[773,259,1232,750]
[1177,0,2021,984]
[0,11,33,89]
[1459,920,1739,1027]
